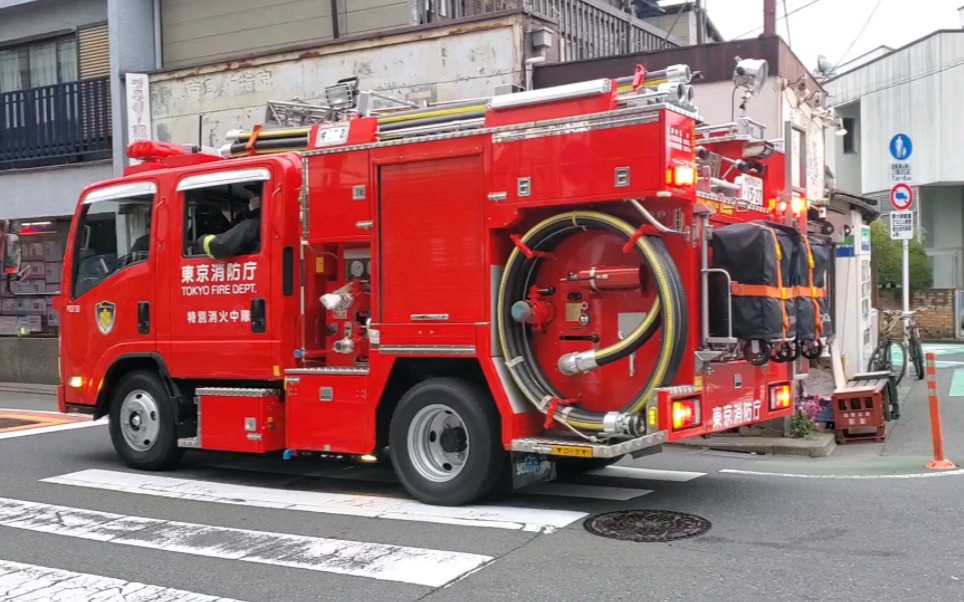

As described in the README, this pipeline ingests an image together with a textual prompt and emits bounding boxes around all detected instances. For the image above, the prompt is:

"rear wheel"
[868,339,906,387]
[389,378,504,506]
[108,370,183,471]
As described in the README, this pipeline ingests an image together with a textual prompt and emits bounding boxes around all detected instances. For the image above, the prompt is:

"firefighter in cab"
[200,189,261,259]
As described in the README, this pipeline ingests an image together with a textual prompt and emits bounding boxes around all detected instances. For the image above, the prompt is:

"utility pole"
[695,0,706,45]
[763,0,777,37]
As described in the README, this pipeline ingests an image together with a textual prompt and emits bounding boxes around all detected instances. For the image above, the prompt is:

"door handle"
[251,298,266,333]
[138,301,150,335]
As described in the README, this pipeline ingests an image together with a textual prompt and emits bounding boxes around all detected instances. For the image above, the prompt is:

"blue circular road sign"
[889,134,912,161]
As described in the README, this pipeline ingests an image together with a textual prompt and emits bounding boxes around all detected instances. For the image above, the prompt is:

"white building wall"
[829,31,964,194]
[691,76,827,200]
[0,0,105,41]
[149,17,527,150]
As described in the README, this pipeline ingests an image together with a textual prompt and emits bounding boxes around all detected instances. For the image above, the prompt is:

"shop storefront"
[0,218,68,338]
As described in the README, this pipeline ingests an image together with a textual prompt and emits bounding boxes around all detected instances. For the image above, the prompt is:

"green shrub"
[870,220,933,291]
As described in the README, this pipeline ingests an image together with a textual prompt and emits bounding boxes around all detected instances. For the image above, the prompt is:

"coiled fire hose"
[497,211,688,437]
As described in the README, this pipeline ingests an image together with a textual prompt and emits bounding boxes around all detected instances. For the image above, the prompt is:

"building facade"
[826,25,964,290]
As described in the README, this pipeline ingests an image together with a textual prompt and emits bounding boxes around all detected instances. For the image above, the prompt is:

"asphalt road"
[1,370,964,601]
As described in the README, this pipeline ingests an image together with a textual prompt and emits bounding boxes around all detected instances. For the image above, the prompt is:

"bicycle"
[868,307,929,387]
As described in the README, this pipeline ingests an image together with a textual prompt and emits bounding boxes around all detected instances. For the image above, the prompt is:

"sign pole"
[902,239,909,314]
[888,133,914,336]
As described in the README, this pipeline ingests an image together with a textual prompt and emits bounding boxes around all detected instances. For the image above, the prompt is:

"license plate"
[550,445,593,458]
[738,174,764,206]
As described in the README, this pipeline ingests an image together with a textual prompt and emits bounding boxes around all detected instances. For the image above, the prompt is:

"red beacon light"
[124,140,221,174]
[126,140,195,162]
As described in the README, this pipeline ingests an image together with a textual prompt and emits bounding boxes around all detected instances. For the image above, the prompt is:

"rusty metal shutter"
[78,24,110,80]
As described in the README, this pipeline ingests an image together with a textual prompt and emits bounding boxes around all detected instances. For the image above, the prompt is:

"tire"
[910,335,925,380]
[555,456,622,477]
[389,377,504,506]
[108,370,184,471]
[868,339,906,387]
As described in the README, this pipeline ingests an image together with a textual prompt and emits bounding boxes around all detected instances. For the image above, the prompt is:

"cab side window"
[183,181,263,259]
[73,194,154,298]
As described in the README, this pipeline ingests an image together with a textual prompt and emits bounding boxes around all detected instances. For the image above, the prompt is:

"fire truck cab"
[0,58,833,506]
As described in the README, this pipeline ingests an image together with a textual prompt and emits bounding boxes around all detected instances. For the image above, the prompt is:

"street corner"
[0,409,91,437]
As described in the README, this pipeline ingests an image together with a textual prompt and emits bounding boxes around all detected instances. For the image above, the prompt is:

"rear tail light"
[769,383,792,410]
[666,165,695,187]
[671,399,700,430]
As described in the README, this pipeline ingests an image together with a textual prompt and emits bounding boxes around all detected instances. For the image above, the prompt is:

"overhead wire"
[662,1,687,42]
[831,0,885,73]
[733,0,825,40]
[782,0,792,48]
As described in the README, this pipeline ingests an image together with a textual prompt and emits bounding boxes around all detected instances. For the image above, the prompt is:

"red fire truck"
[0,57,832,505]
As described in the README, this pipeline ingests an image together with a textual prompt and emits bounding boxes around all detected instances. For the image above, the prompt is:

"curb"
[0,383,57,396]
[671,433,836,458]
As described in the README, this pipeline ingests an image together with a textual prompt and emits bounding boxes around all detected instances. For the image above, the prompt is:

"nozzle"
[558,350,599,376]
[321,292,354,311]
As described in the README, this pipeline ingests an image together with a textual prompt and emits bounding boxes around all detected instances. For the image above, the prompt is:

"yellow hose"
[497,211,681,433]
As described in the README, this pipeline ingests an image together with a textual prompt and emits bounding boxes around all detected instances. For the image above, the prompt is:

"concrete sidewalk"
[0,383,56,396]
[0,383,58,413]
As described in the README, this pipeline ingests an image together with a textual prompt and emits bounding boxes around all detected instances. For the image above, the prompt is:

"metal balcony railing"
[0,76,112,170]
[415,0,678,61]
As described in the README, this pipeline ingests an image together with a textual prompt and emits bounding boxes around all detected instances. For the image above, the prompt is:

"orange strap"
[731,282,791,299]
[800,234,824,337]
[732,283,828,299]
[792,286,827,299]
[757,224,789,337]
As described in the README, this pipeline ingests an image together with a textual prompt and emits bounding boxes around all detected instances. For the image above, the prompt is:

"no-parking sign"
[890,183,913,211]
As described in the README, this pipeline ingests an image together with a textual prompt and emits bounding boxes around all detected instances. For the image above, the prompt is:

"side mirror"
[1,231,22,276]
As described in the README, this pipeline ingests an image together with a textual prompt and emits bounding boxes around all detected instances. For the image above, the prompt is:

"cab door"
[164,167,277,379]
[60,181,159,406]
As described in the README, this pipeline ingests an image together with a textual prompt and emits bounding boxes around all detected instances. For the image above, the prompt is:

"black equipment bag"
[809,238,835,338]
[709,221,797,342]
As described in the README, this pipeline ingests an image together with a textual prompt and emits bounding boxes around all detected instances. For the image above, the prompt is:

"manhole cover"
[0,418,38,429]
[584,510,711,542]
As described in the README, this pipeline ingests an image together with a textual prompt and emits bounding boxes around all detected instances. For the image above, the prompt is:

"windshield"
[72,194,154,298]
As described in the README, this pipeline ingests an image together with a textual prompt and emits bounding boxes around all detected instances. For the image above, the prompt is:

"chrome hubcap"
[407,404,469,483]
[119,389,160,451]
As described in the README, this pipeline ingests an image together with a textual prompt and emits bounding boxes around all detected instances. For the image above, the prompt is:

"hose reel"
[496,211,688,438]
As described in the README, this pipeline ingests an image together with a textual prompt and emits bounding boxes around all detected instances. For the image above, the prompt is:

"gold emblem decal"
[95,301,115,335]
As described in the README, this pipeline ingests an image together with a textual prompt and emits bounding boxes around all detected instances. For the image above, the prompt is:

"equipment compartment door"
[377,154,486,327]
[165,168,276,378]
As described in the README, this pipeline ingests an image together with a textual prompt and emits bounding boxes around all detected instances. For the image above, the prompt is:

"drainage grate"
[583,510,711,542]
[0,417,39,429]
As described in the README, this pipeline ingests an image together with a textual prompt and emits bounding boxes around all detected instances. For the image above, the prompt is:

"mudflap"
[510,452,556,490]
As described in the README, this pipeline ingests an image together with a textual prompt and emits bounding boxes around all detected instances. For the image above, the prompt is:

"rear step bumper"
[510,430,667,458]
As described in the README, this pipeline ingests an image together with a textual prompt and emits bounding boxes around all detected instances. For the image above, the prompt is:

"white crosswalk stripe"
[42,469,588,533]
[0,463,708,597]
[520,482,653,500]
[586,466,707,482]
[0,497,491,587]
[0,559,245,601]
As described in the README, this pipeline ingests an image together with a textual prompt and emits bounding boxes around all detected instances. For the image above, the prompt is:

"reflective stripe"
[202,235,214,258]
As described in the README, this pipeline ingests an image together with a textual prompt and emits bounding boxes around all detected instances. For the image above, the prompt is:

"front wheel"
[910,335,925,380]
[108,370,184,471]
[389,378,505,506]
